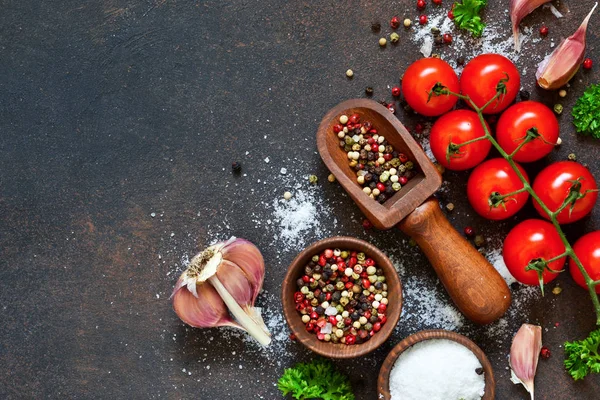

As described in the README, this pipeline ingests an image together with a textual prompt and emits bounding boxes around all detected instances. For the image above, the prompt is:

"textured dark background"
[1,0,599,399]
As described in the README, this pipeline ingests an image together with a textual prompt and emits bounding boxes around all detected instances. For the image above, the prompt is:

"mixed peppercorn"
[294,248,389,345]
[333,114,416,204]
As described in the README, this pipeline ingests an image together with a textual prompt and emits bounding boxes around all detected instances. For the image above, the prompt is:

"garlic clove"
[536,2,598,90]
[172,279,237,329]
[217,259,255,305]
[222,238,265,302]
[510,0,552,52]
[509,323,542,399]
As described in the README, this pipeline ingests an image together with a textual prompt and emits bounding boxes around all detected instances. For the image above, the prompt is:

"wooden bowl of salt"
[378,329,495,400]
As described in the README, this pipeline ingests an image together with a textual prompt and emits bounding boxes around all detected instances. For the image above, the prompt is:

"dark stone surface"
[1,0,599,399]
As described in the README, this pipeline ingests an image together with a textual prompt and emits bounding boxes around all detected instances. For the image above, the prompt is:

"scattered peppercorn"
[379,37,387,47]
[558,89,567,98]
[446,203,455,211]
[417,0,426,10]
[419,15,428,25]
[456,56,465,66]
[346,69,354,78]
[464,226,475,237]
[309,175,318,184]
[433,0,442,4]
[387,103,396,114]
[232,161,242,172]
[556,137,562,146]
[540,346,551,359]
[390,32,400,43]
[474,235,485,247]
[365,87,374,96]
[568,153,577,161]
[510,282,520,290]
[539,25,549,37]
[443,33,452,44]
[553,104,563,115]
[284,191,293,200]
[362,219,373,230]
[404,18,412,27]
[583,58,593,70]
[328,174,336,183]
[448,9,454,19]
[371,22,381,32]
[390,16,400,29]
[391,86,401,97]
[519,90,530,101]
[552,286,562,295]
[475,367,484,375]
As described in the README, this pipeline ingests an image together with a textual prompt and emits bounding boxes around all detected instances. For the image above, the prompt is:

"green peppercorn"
[325,284,335,292]
[380,171,390,182]
[309,281,319,289]
[368,275,378,284]
[392,182,401,191]
[474,235,485,247]
[310,298,319,307]
[340,251,349,259]
[568,153,577,161]
[357,252,366,261]
[340,297,349,307]
[336,321,345,329]
[336,281,345,291]
[554,104,564,115]
[309,175,318,185]
[364,322,373,331]
[377,276,386,282]
[405,161,414,170]
[390,158,401,167]
[306,292,314,300]
[390,32,400,43]
[345,136,355,145]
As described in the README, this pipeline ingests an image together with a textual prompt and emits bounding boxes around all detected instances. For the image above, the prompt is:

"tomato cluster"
[402,54,600,291]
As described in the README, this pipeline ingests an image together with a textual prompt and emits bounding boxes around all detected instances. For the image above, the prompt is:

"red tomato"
[467,158,529,220]
[402,58,459,117]
[532,161,598,224]
[460,54,520,114]
[430,110,492,171]
[503,219,566,286]
[496,101,559,163]
[569,231,600,294]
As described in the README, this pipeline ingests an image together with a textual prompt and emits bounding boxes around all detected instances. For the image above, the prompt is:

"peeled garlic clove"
[171,237,272,346]
[509,323,542,399]
[536,3,598,90]
[510,0,552,52]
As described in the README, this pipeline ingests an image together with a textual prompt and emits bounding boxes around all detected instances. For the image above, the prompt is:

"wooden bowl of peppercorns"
[281,236,402,358]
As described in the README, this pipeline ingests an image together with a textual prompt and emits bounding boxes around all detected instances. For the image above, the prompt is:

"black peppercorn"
[318,293,327,302]
[315,306,325,315]
[364,173,373,182]
[370,315,378,323]
[360,302,369,310]
[371,22,381,32]
[349,300,358,308]
[519,90,530,101]
[296,278,304,287]
[231,161,242,172]
[332,291,342,302]
[475,367,484,375]
[369,181,377,189]
[377,194,387,203]
[510,282,520,290]
[374,281,383,290]
[434,36,444,46]
[314,265,322,273]
[351,312,360,320]
[457,56,465,66]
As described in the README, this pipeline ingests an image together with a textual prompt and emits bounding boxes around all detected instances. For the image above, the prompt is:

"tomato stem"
[438,87,600,325]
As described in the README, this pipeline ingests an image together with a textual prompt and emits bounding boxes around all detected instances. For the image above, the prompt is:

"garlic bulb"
[509,323,542,399]
[510,0,552,52]
[171,237,271,346]
[536,3,598,90]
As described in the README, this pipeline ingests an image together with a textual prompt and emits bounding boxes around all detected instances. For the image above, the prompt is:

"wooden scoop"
[317,99,511,325]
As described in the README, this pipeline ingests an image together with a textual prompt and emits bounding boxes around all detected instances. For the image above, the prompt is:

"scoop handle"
[398,198,511,324]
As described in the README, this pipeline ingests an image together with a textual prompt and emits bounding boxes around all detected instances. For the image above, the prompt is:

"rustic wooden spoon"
[317,99,511,325]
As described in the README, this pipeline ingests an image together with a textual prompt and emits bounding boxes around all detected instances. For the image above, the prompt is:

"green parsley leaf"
[564,328,600,380]
[572,83,600,139]
[453,0,488,37]
[277,359,355,400]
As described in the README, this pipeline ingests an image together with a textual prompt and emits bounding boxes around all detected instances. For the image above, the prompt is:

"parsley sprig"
[572,83,600,139]
[564,328,600,380]
[453,0,488,37]
[277,359,355,400]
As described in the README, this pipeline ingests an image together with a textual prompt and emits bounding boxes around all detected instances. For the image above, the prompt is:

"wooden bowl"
[281,236,402,359]
[377,329,495,399]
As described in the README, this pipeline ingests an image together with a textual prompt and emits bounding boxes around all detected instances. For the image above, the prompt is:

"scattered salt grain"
[264,157,270,163]
[280,167,287,175]
[546,4,564,18]
[389,339,485,400]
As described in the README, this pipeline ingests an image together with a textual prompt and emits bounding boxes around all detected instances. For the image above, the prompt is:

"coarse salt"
[389,339,485,400]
